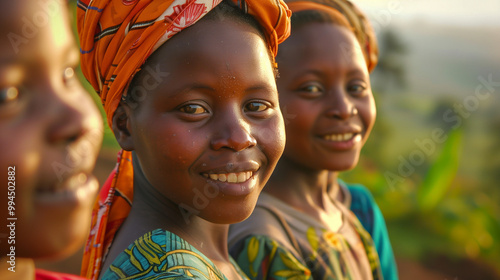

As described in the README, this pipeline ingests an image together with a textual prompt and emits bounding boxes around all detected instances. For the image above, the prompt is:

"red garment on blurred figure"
[36,269,87,280]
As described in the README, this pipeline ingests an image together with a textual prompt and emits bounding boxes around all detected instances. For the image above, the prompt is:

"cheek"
[134,120,206,186]
[281,97,314,131]
[0,129,41,211]
[283,102,317,149]
[254,115,286,166]
[360,97,377,138]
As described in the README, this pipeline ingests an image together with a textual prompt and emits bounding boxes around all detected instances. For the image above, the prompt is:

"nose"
[45,87,92,146]
[210,112,257,152]
[325,88,357,120]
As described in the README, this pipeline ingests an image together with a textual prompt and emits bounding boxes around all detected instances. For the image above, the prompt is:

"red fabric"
[36,269,87,280]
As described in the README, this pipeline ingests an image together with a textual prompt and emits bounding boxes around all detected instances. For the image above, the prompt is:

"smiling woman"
[76,0,291,279]
[228,1,397,280]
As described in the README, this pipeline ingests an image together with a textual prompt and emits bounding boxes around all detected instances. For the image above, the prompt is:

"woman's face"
[0,0,103,259]
[276,23,376,172]
[119,19,285,224]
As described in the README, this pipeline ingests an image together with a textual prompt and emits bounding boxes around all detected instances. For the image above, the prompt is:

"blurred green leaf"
[417,129,463,211]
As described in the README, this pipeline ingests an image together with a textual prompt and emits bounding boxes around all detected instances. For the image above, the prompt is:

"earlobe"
[112,103,135,151]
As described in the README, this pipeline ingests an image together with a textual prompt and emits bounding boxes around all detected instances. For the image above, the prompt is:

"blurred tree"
[373,28,408,92]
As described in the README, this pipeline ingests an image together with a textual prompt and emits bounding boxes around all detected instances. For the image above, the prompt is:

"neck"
[264,156,340,210]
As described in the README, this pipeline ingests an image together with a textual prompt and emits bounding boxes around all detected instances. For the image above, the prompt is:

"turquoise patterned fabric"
[229,191,383,280]
[343,181,398,280]
[101,229,248,280]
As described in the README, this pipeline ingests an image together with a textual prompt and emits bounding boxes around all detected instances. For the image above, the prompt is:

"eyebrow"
[159,83,215,100]
[245,84,277,94]
[346,68,369,78]
[294,69,328,80]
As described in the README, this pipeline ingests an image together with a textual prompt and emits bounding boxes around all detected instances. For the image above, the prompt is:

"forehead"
[278,23,365,68]
[0,0,72,60]
[135,18,274,90]
[149,18,270,68]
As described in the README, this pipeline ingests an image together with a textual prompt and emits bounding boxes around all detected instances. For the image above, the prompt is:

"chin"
[17,234,82,260]
[328,159,359,172]
[202,199,257,225]
[17,212,91,260]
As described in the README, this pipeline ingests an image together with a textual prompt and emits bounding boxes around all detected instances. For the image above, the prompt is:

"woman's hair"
[203,0,268,44]
[284,0,379,72]
[124,0,273,104]
[290,9,352,32]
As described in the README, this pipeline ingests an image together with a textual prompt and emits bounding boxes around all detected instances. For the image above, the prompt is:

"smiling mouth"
[34,172,98,205]
[323,132,358,142]
[202,171,254,183]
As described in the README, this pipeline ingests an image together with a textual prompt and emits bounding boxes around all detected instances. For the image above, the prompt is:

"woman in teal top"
[229,0,397,279]
[339,181,398,280]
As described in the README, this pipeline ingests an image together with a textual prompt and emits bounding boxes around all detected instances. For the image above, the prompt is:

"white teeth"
[228,173,237,183]
[237,172,246,182]
[324,133,354,142]
[204,171,253,183]
[218,174,227,182]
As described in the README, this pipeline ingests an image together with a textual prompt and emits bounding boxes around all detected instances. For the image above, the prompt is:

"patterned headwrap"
[77,1,291,279]
[286,0,378,72]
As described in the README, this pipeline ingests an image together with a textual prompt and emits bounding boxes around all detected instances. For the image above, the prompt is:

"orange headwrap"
[77,0,291,279]
[286,0,378,72]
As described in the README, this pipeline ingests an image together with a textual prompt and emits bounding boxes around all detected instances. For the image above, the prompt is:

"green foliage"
[340,108,500,277]
[417,129,462,211]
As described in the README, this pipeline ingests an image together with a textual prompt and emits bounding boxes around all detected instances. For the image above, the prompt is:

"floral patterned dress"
[101,229,249,280]
[228,191,383,280]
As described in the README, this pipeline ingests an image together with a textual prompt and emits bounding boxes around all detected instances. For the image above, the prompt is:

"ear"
[112,103,135,151]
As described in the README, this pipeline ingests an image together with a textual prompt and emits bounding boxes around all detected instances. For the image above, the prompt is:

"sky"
[355,0,500,27]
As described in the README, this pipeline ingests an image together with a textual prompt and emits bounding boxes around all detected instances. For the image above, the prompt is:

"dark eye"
[298,83,323,99]
[302,84,322,93]
[179,104,207,114]
[245,102,268,112]
[0,87,19,105]
[347,82,367,96]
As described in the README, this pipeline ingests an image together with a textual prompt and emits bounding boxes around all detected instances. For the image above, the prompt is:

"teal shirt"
[102,229,248,280]
[341,181,398,280]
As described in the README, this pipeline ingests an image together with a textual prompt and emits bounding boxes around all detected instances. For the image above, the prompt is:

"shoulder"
[229,204,300,257]
[229,234,311,280]
[339,180,379,233]
[101,229,223,280]
[340,181,377,209]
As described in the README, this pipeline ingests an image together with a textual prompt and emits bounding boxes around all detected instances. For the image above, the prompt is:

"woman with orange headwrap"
[228,0,397,279]
[77,0,290,279]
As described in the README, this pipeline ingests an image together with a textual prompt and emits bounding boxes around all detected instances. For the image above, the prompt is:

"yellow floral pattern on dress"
[233,235,312,280]
[102,229,249,280]
[231,221,382,280]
